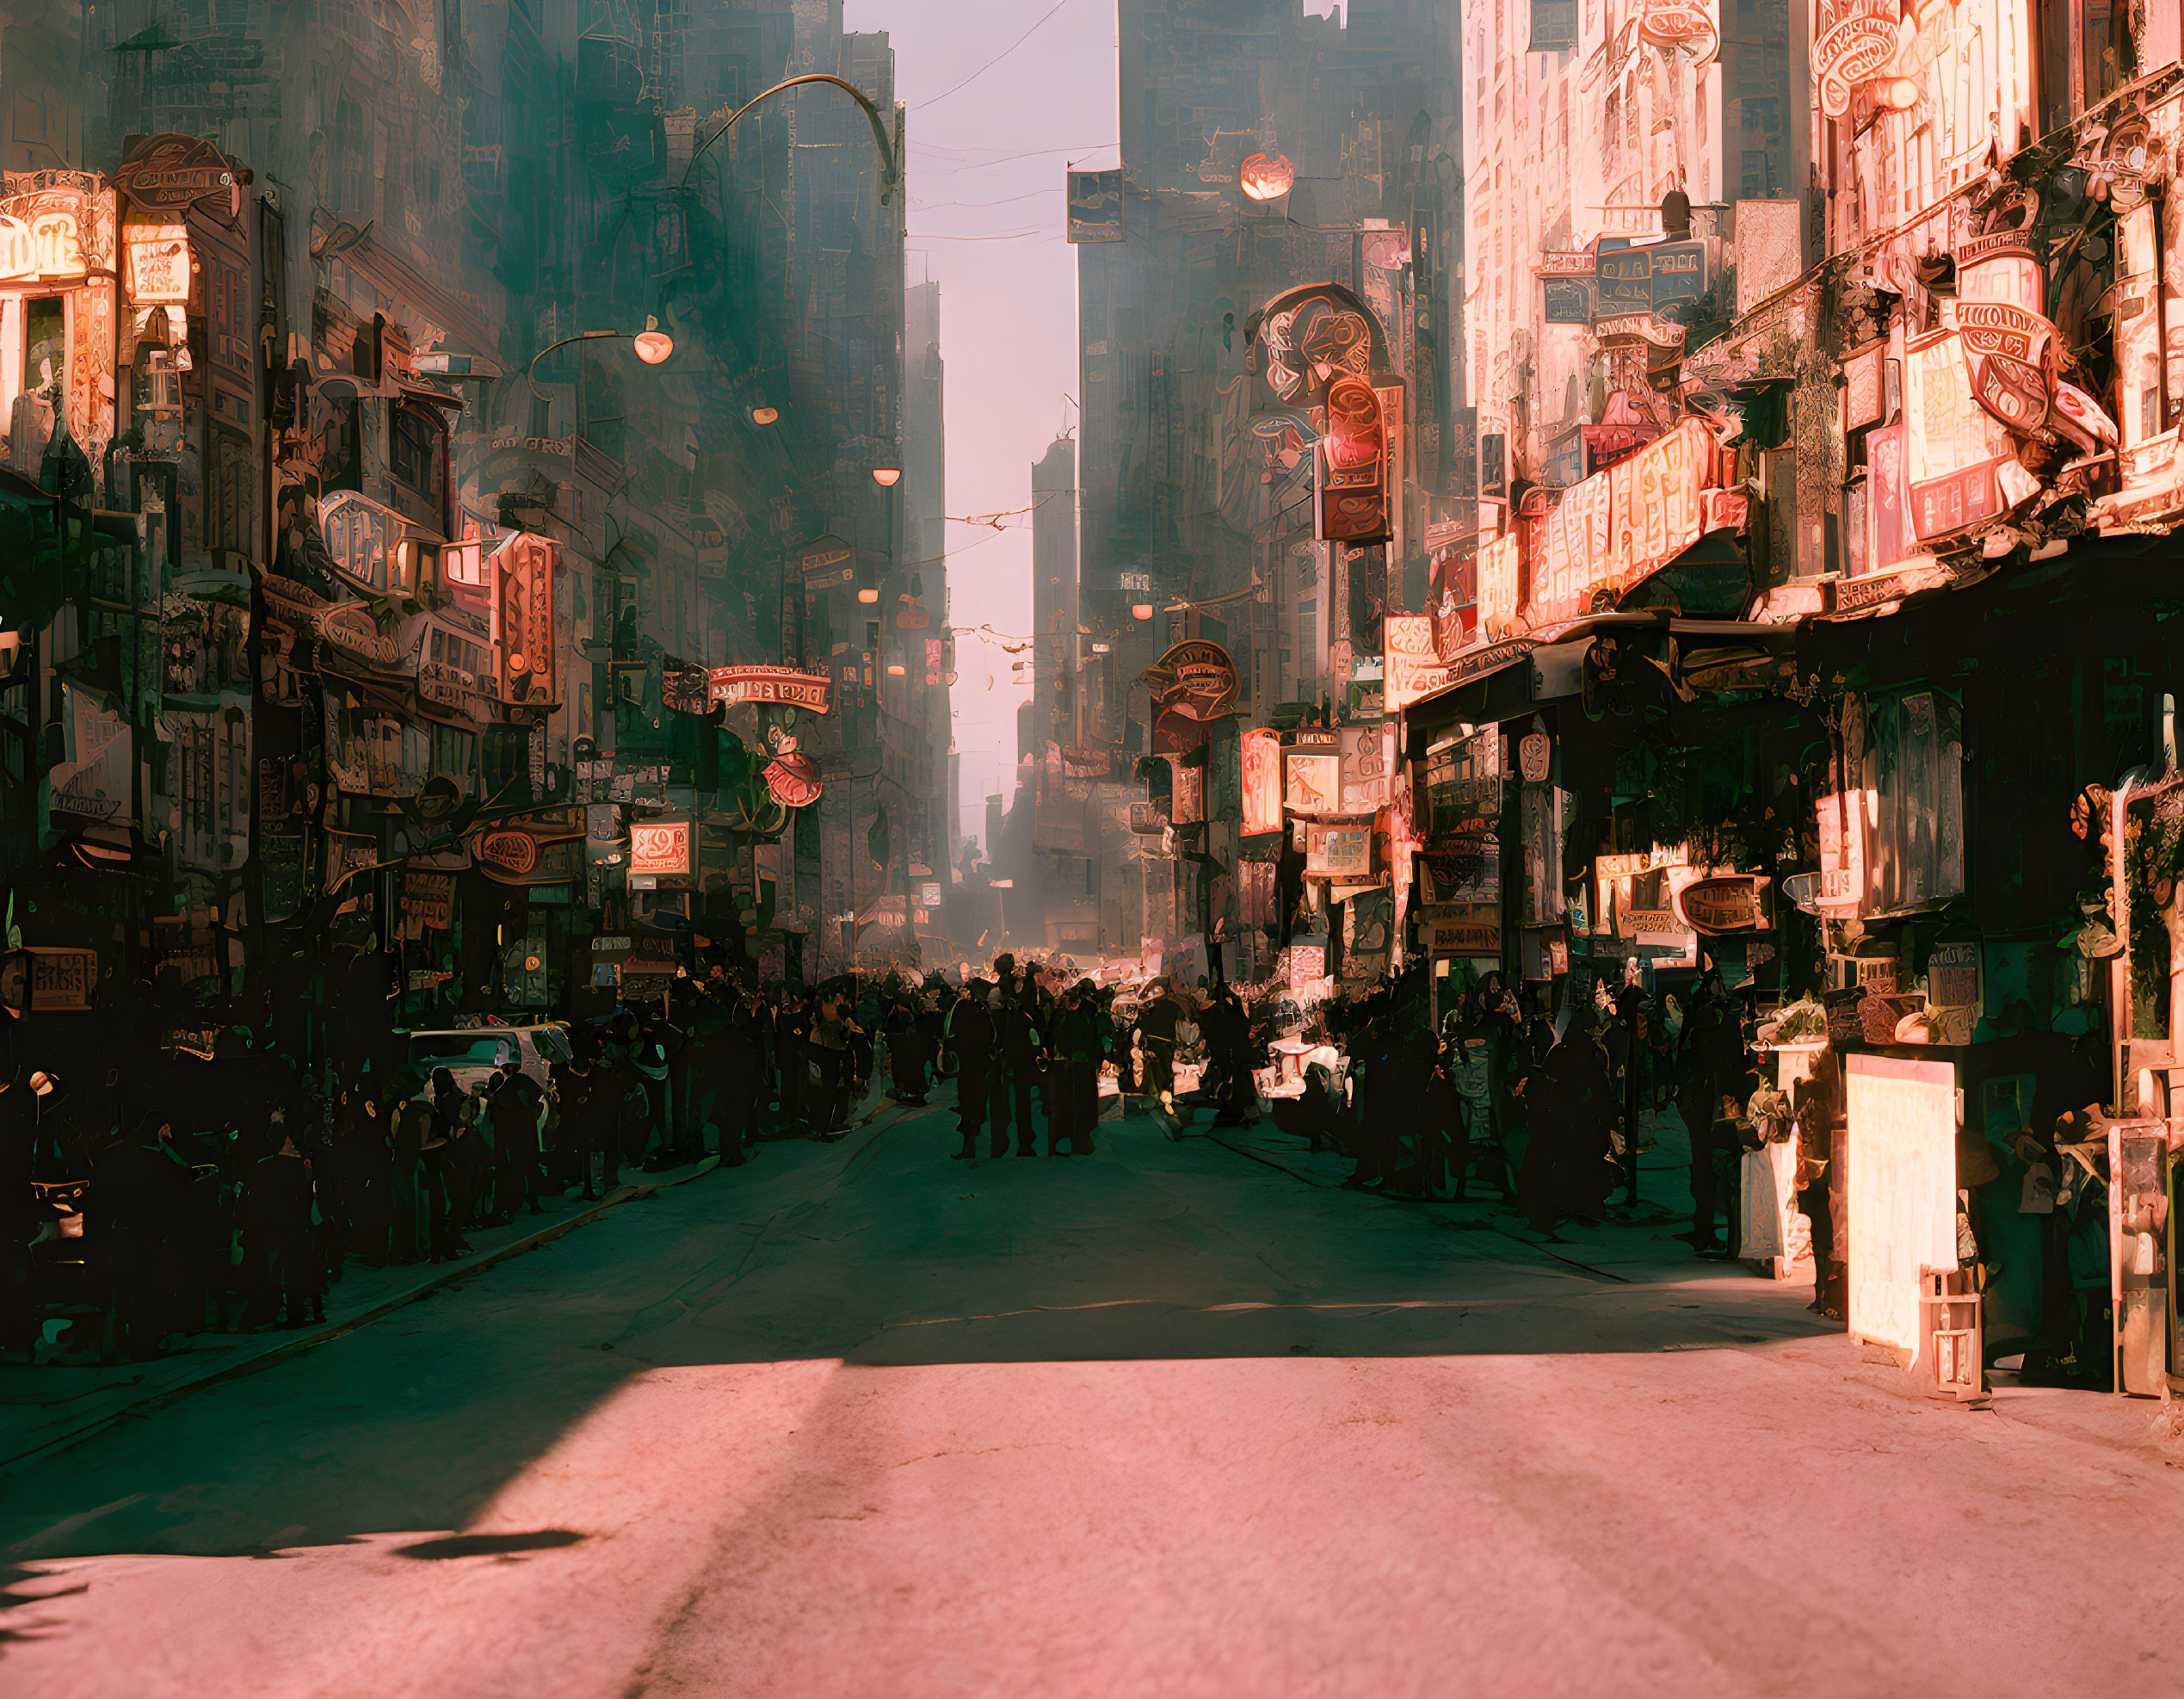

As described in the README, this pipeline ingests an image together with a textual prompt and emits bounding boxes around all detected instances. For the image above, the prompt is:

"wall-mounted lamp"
[857,587,879,603]
[871,466,902,487]
[750,405,780,425]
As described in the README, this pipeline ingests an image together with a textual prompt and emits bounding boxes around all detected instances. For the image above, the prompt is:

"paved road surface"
[3,1094,2181,1696]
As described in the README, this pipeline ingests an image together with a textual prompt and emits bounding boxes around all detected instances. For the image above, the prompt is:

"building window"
[389,403,444,508]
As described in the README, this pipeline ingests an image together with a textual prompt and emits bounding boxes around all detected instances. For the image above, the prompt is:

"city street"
[4,1091,2180,1698]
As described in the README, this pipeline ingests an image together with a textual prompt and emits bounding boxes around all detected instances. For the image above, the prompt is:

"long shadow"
[0,1092,1837,1573]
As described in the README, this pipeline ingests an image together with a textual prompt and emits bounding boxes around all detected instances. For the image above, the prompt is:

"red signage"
[707,666,832,714]
[494,534,556,705]
[1141,639,1238,722]
[475,830,540,877]
[1316,373,1389,544]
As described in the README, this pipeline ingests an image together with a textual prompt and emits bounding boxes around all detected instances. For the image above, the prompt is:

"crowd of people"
[1267,964,1775,1260]
[1,940,1830,1368]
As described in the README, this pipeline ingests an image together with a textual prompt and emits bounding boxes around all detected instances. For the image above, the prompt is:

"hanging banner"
[1066,170,1125,243]
[1242,728,1284,835]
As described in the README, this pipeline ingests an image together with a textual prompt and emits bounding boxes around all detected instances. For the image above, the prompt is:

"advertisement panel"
[630,820,693,879]
[494,533,556,704]
[706,666,832,714]
[1903,329,2010,541]
[1242,728,1283,835]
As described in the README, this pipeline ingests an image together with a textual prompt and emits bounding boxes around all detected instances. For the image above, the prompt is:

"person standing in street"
[1049,979,1107,1156]
[994,980,1046,1156]
[947,979,1003,1159]
[1676,972,1745,1253]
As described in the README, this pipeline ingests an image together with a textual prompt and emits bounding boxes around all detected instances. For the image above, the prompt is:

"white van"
[404,1023,572,1097]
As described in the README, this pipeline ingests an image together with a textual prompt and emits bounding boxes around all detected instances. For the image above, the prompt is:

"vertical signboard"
[1242,728,1283,835]
[495,533,556,704]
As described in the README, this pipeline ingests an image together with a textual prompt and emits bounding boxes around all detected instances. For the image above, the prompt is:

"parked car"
[404,1023,571,1097]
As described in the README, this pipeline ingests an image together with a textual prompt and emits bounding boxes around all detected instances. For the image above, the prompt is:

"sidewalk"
[0,1089,898,1472]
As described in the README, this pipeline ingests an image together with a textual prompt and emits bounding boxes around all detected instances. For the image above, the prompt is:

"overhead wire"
[913,0,1077,109]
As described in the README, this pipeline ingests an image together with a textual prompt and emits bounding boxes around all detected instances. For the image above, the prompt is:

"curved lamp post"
[681,73,901,201]
[527,317,673,427]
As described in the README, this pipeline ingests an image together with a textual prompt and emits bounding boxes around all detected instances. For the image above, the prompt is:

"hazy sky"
[842,0,1119,846]
[843,2,1342,844]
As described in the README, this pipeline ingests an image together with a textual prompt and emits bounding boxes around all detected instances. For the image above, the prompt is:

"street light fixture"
[750,405,780,424]
[871,466,902,487]
[857,587,880,603]
[527,316,676,420]
[682,74,902,202]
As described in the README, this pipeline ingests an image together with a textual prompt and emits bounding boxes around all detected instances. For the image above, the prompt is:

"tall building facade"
[0,0,945,1039]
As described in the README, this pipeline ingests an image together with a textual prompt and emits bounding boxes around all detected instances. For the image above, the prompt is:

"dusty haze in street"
[3,1,2184,1696]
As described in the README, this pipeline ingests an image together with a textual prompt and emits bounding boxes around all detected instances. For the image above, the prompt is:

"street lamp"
[750,405,780,425]
[527,316,675,423]
[682,73,902,201]
[870,466,902,487]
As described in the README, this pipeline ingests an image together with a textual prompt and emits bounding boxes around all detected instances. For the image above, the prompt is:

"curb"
[0,1096,901,1473]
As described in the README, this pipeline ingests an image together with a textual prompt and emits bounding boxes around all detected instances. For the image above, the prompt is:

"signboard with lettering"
[630,820,693,879]
[0,182,93,284]
[1422,902,1502,957]
[494,533,556,705]
[1385,613,1452,711]
[1242,728,1283,835]
[1304,823,1372,879]
[1677,873,1769,933]
[1593,238,1707,314]
[403,871,455,931]
[28,947,98,1010]
[123,221,189,303]
[707,665,832,714]
[114,133,238,213]
[1286,744,1340,815]
[1903,329,2008,541]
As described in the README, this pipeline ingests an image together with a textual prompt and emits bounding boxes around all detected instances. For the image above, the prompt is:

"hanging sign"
[474,830,540,878]
[1237,153,1296,200]
[1519,732,1552,782]
[1317,374,1390,544]
[1242,728,1283,835]
[495,533,556,704]
[1337,722,1394,814]
[1385,613,1453,711]
[1676,873,1769,933]
[1285,744,1341,814]
[123,222,190,303]
[707,665,831,713]
[1637,0,1718,63]
[1815,14,1904,117]
[1304,823,1372,879]
[1140,639,1238,722]
[762,751,824,809]
[403,871,455,931]
[114,133,239,214]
